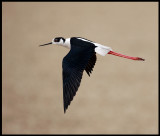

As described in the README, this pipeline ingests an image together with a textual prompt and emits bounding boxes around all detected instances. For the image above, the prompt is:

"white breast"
[63,38,71,49]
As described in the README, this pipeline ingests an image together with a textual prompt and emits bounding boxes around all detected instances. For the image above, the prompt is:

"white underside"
[95,46,112,56]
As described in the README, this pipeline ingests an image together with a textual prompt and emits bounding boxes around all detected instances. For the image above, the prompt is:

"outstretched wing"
[62,38,96,113]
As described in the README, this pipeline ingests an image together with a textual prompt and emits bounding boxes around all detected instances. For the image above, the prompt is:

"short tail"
[108,51,145,61]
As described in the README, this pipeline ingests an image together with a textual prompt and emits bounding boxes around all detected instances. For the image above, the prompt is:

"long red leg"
[108,51,145,61]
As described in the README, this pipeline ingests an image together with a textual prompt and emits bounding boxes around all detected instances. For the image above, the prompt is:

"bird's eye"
[54,38,59,42]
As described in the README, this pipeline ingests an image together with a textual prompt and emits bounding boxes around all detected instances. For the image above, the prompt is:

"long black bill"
[39,42,52,47]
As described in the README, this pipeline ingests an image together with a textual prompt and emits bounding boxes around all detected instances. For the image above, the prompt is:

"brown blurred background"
[2,2,158,134]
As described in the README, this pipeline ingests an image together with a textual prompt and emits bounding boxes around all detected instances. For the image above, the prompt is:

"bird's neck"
[62,38,71,49]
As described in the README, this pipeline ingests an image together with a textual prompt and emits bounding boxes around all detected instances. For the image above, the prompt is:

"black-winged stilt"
[40,37,145,113]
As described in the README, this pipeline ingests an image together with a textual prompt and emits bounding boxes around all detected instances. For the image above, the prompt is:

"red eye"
[54,39,58,42]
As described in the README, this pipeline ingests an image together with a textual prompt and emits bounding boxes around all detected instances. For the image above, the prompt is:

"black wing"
[85,52,97,76]
[62,38,96,113]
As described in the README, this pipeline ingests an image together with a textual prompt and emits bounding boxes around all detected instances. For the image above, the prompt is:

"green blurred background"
[2,2,158,134]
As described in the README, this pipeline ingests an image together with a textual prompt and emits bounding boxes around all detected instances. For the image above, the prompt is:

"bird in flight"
[40,37,145,113]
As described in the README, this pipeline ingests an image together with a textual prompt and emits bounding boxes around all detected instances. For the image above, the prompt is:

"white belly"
[94,43,112,56]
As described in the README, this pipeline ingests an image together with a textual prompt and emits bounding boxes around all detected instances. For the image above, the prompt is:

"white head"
[40,37,65,46]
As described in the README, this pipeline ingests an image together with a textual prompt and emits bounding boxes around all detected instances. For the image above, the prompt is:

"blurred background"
[2,2,158,134]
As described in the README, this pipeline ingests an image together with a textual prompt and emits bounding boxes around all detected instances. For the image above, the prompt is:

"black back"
[62,37,97,113]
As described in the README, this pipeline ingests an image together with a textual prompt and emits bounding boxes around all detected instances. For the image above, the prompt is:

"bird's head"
[39,37,65,46]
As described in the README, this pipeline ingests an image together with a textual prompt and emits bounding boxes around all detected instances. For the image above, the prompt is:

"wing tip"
[64,108,66,114]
